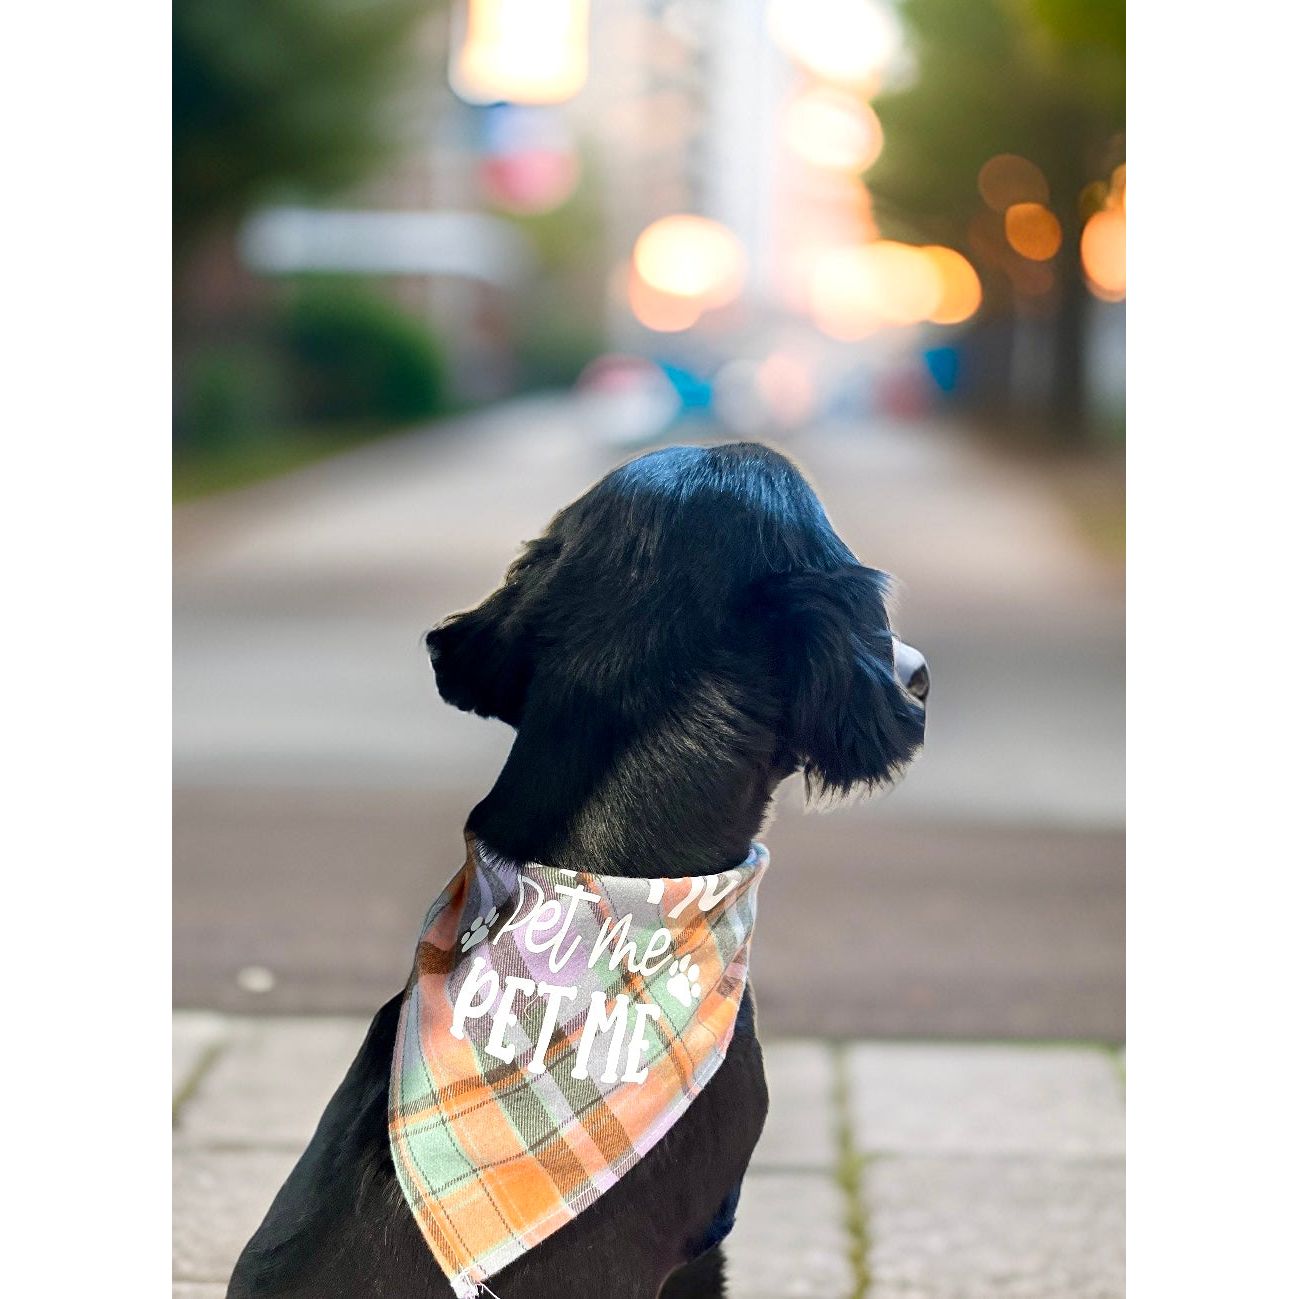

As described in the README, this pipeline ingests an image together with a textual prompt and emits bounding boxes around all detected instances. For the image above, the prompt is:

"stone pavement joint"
[828,1044,872,1299]
[173,1014,1124,1298]
[173,1012,230,1127]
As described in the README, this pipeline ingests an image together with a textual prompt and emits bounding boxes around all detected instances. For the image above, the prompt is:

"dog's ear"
[425,539,557,726]
[425,591,532,726]
[751,565,925,795]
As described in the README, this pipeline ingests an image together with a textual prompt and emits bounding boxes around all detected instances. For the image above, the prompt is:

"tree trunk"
[1051,228,1088,442]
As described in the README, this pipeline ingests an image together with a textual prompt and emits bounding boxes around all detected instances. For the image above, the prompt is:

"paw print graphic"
[460,907,499,952]
[665,956,702,1008]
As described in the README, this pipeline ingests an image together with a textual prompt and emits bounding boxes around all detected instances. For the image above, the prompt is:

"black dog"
[229,442,927,1299]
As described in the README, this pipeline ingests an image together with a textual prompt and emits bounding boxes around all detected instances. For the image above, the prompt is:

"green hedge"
[176,279,450,456]
[281,279,447,423]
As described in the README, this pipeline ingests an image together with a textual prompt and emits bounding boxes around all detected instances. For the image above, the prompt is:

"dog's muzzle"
[893,638,930,703]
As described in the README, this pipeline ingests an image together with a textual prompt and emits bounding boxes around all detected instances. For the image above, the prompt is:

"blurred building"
[588,1,786,341]
[205,0,1121,432]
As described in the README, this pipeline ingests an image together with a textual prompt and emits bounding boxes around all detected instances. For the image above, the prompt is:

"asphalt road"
[174,397,1124,1039]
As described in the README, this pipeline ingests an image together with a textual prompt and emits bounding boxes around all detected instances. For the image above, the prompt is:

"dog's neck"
[465,689,786,878]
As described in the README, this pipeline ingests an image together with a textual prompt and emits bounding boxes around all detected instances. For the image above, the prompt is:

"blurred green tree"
[282,278,448,423]
[174,0,455,469]
[173,0,436,257]
[870,0,1124,436]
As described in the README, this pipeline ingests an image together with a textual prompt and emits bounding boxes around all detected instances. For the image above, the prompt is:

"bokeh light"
[810,241,946,338]
[574,353,681,444]
[623,265,703,333]
[810,247,884,340]
[767,0,902,90]
[451,0,590,106]
[1004,203,1062,261]
[922,246,982,325]
[479,152,579,214]
[863,241,945,325]
[475,105,581,214]
[757,351,816,425]
[978,154,1050,212]
[1081,209,1126,301]
[782,88,884,173]
[632,215,746,306]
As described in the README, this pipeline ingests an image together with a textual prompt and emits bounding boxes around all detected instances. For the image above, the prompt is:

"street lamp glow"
[451,0,590,106]
[767,0,902,89]
[632,216,747,307]
[810,247,882,339]
[1081,209,1126,301]
[809,241,947,338]
[625,266,703,333]
[922,246,982,325]
[783,88,884,173]
[1004,203,1062,261]
[864,241,944,324]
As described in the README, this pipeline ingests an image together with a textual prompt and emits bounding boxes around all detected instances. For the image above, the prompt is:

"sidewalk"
[174,1013,1125,1298]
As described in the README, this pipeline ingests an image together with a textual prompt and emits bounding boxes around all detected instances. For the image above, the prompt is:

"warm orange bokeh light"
[625,266,702,333]
[809,241,945,338]
[782,88,883,173]
[767,0,901,89]
[1004,203,1062,261]
[632,215,746,306]
[809,247,883,339]
[1081,209,1126,301]
[978,154,1050,212]
[866,241,945,324]
[922,246,982,324]
[451,0,590,106]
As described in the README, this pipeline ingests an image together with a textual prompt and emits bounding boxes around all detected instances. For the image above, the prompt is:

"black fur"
[229,442,925,1299]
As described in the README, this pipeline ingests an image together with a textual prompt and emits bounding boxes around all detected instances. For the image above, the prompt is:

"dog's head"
[427,443,926,798]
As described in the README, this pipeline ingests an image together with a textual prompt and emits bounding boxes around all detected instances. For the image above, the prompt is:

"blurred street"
[174,400,1123,1039]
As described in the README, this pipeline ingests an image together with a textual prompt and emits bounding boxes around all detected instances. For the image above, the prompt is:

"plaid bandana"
[389,835,769,1297]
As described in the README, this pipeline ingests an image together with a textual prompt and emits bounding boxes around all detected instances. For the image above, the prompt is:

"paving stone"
[865,1155,1124,1299]
[752,1040,837,1170]
[177,1016,370,1145]
[173,1012,230,1100]
[170,1024,1124,1297]
[847,1044,1124,1157]
[173,1148,298,1284]
[725,1171,854,1298]
[172,1157,852,1295]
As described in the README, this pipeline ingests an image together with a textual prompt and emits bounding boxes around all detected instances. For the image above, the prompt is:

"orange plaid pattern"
[389,836,768,1296]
